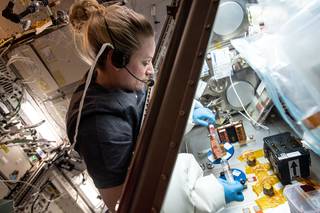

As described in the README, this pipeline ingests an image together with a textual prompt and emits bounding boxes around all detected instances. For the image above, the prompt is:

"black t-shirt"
[66,81,146,188]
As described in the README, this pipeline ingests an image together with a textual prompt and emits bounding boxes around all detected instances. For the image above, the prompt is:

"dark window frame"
[118,0,220,212]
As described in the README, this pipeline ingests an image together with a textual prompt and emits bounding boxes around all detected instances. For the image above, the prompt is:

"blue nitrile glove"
[219,178,244,203]
[192,100,215,126]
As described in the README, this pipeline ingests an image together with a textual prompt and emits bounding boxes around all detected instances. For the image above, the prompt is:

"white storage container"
[283,183,320,213]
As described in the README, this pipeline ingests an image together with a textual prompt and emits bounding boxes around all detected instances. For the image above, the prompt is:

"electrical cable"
[237,111,251,122]
[40,192,65,203]
[0,37,14,49]
[0,179,40,192]
[42,194,54,212]
[31,182,64,212]
[9,150,70,212]
[1,121,45,139]
[0,63,24,122]
[3,179,41,212]
[72,43,114,150]
[0,43,12,57]
[30,194,40,213]
[228,75,269,130]
[4,140,56,148]
[18,181,64,212]
[3,92,24,124]
[0,138,33,145]
[6,55,42,84]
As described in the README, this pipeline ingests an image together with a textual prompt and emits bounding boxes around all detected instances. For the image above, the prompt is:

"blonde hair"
[69,0,154,66]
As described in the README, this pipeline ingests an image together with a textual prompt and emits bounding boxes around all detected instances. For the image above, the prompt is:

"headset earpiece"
[111,49,130,68]
[103,18,130,69]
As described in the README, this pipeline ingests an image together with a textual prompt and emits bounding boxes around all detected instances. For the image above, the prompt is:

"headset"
[104,19,130,69]
[104,19,154,87]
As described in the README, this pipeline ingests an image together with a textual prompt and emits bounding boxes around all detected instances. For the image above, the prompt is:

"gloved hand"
[192,107,215,126]
[219,178,244,203]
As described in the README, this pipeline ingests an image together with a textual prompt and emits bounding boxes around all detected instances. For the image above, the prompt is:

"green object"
[29,155,39,163]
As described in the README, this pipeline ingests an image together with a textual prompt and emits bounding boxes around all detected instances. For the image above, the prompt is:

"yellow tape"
[245,162,270,174]
[253,175,279,195]
[256,189,286,210]
[214,42,223,49]
[238,149,264,162]
[245,160,279,196]
[238,149,286,209]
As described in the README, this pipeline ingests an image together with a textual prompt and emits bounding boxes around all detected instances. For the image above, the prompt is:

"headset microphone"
[147,79,155,87]
[124,67,154,87]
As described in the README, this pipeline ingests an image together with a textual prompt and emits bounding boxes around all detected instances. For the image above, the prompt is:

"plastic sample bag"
[231,0,320,155]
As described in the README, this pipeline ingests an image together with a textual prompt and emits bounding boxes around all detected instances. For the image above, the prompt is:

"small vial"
[221,159,234,183]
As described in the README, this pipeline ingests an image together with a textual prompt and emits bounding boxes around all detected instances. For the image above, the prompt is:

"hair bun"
[69,0,103,32]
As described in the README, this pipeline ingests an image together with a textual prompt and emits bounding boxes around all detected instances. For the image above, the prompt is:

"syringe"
[221,158,235,183]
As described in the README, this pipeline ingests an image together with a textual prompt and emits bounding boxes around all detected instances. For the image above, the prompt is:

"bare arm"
[99,185,123,212]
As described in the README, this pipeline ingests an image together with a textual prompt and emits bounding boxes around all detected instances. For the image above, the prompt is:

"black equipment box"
[263,132,311,185]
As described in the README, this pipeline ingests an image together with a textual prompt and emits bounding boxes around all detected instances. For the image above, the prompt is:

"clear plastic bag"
[231,0,320,154]
[257,0,310,33]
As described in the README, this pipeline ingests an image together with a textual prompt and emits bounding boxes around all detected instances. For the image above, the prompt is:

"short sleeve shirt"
[66,81,146,188]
